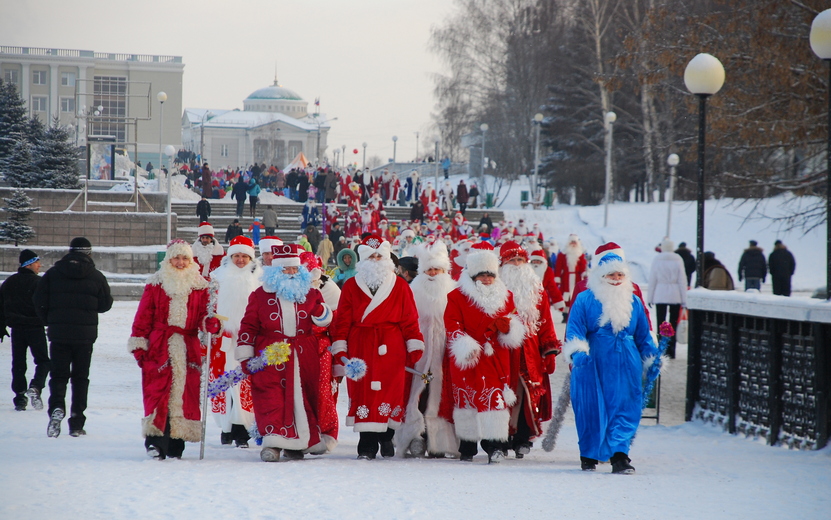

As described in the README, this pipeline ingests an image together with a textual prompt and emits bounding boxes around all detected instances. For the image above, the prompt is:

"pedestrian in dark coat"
[231,176,248,218]
[674,242,696,287]
[196,197,211,223]
[34,238,113,438]
[325,172,339,202]
[468,184,480,208]
[1,249,50,411]
[298,173,311,202]
[225,219,245,244]
[456,180,469,215]
[201,163,212,199]
[737,240,767,291]
[410,200,425,224]
[768,240,796,296]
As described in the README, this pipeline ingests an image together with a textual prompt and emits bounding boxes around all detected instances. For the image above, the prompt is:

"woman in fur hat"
[563,242,659,474]
[129,239,221,460]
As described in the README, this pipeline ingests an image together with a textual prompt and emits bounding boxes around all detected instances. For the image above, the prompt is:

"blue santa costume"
[562,242,658,474]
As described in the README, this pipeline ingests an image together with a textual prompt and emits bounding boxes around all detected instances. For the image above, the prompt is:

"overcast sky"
[2,0,454,164]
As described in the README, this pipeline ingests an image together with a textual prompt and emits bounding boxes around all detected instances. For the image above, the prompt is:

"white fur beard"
[157,261,206,297]
[357,257,395,291]
[590,276,634,333]
[411,273,455,315]
[564,244,583,270]
[458,274,509,316]
[214,262,261,334]
[192,242,215,273]
[500,264,541,330]
[529,261,547,280]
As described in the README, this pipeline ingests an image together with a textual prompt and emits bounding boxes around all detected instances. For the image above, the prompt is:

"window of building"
[4,69,19,84]
[91,76,127,142]
[33,70,47,85]
[60,97,75,113]
[61,72,76,87]
[221,144,229,157]
[31,96,47,112]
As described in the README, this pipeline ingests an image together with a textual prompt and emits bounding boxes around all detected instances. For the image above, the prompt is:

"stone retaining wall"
[0,187,167,213]
[0,247,161,274]
[18,211,173,247]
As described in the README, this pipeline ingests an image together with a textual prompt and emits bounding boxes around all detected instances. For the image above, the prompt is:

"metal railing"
[0,46,181,63]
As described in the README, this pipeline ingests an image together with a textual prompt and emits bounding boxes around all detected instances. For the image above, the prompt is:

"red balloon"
[353,149,359,154]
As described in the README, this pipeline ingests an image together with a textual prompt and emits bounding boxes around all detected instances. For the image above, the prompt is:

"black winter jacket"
[738,246,767,281]
[0,267,44,328]
[33,252,113,344]
[768,246,796,278]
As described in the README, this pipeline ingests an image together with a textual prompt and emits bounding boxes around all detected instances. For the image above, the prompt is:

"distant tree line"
[0,79,81,189]
[430,0,827,221]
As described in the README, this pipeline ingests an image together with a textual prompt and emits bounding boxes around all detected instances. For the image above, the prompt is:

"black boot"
[580,456,598,471]
[610,452,635,474]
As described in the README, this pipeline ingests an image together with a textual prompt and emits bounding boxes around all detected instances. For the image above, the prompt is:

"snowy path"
[1,302,829,519]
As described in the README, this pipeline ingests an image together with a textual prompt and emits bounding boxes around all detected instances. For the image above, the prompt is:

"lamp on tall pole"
[157,91,167,183]
[684,53,725,287]
[392,135,398,164]
[532,113,544,203]
[342,145,346,168]
[811,9,831,299]
[434,138,440,188]
[199,110,213,164]
[603,111,617,227]
[362,142,367,169]
[315,117,337,165]
[164,144,176,242]
[414,131,420,161]
[480,123,489,205]
[666,153,680,237]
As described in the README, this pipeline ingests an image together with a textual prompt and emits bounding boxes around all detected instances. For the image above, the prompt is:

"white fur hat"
[258,236,283,254]
[357,235,392,261]
[465,242,499,279]
[660,238,675,253]
[164,238,193,262]
[197,222,215,237]
[416,240,451,274]
[227,235,255,259]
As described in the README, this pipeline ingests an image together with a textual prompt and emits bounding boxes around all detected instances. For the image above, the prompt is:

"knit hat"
[357,234,392,261]
[19,249,39,267]
[592,242,628,277]
[271,243,301,267]
[258,236,283,254]
[498,240,528,265]
[416,240,451,274]
[465,242,499,279]
[227,235,255,259]
[69,237,92,255]
[197,222,215,237]
[660,238,675,253]
[164,238,193,262]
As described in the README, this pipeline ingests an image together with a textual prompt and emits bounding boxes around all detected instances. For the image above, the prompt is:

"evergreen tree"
[1,139,38,187]
[34,118,81,189]
[0,79,28,162]
[0,189,39,246]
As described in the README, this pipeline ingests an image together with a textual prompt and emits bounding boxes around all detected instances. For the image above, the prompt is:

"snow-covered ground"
[2,174,828,519]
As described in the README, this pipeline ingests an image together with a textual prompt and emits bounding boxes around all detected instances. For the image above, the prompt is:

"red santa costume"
[360,208,376,235]
[441,242,526,463]
[388,172,401,206]
[324,202,341,233]
[329,235,425,459]
[347,181,362,211]
[425,200,444,220]
[516,219,529,237]
[235,244,335,462]
[380,169,392,202]
[440,180,455,214]
[345,208,362,238]
[420,182,438,207]
[497,241,561,457]
[378,219,393,242]
[338,170,352,204]
[449,239,472,281]
[301,252,342,446]
[396,241,459,457]
[128,239,219,460]
[192,222,225,279]
[208,236,260,447]
[554,233,588,314]
[358,169,374,202]
[528,248,566,313]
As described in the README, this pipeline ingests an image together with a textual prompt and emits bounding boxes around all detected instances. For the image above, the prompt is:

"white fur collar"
[457,274,509,316]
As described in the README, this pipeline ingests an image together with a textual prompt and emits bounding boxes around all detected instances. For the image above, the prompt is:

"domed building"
[182,78,332,170]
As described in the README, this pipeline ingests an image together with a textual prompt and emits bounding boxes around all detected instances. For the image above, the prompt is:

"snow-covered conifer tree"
[0,188,39,246]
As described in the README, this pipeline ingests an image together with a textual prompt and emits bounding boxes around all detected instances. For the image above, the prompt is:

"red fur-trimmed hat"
[197,222,215,237]
[498,240,528,265]
[465,241,499,278]
[227,235,255,259]
[258,236,283,254]
[271,243,301,267]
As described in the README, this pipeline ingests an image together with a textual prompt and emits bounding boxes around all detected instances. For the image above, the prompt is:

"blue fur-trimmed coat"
[563,289,658,461]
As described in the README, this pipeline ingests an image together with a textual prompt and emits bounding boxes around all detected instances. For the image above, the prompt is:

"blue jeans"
[744,277,762,291]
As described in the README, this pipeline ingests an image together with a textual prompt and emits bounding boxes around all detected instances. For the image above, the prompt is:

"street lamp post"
[684,53,726,287]
[392,135,398,165]
[480,123,488,205]
[199,110,213,164]
[315,117,337,165]
[415,131,419,161]
[666,153,680,237]
[157,92,167,184]
[434,138,440,188]
[362,142,367,169]
[811,9,831,299]
[164,144,176,243]
[532,113,544,204]
[603,111,617,227]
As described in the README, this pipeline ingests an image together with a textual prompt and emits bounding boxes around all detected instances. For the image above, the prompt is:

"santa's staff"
[199,279,222,460]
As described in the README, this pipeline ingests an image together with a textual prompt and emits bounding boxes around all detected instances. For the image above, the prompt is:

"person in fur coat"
[396,241,459,458]
[554,233,588,318]
[208,236,261,448]
[563,242,659,474]
[236,244,334,462]
[647,238,687,358]
[192,222,225,280]
[498,241,561,459]
[442,242,526,464]
[129,239,221,460]
[329,235,425,460]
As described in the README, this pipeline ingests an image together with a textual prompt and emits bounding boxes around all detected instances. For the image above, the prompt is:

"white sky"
[1,0,454,163]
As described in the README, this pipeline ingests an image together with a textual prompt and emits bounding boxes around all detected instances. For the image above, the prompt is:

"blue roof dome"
[246,80,303,101]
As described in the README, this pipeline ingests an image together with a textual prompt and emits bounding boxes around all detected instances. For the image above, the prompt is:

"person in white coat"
[647,238,687,358]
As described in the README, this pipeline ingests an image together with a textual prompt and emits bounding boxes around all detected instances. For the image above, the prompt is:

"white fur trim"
[452,408,510,442]
[562,338,590,360]
[330,340,347,355]
[128,336,148,353]
[448,333,482,370]
[378,344,388,356]
[311,303,332,327]
[425,417,460,456]
[258,237,283,253]
[371,381,382,391]
[406,339,425,353]
[235,344,254,361]
[498,315,526,349]
[357,240,392,261]
[227,242,256,259]
[502,385,517,407]
[464,249,499,278]
[483,342,494,356]
[332,364,346,378]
